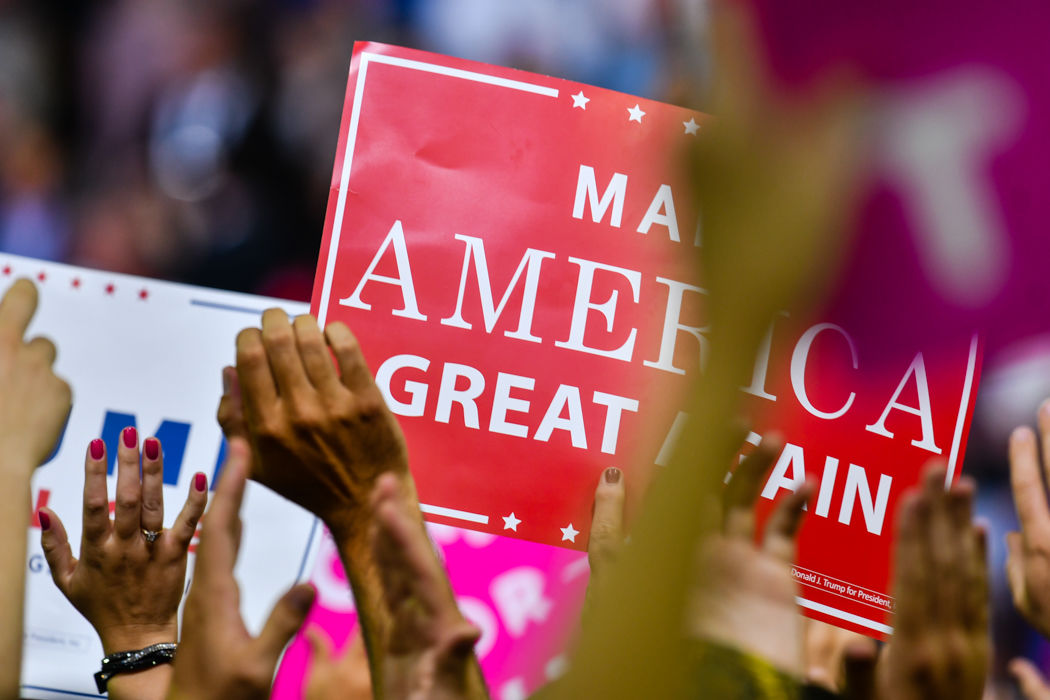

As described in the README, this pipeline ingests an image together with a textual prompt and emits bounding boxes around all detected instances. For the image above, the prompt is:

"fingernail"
[122,426,137,449]
[222,367,232,394]
[144,438,160,461]
[604,467,621,484]
[89,439,104,461]
[38,511,50,530]
[194,473,206,492]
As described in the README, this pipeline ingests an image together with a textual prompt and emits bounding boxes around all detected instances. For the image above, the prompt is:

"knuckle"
[264,326,295,352]
[297,328,325,354]
[588,541,619,568]
[353,392,386,419]
[115,493,139,511]
[141,497,163,515]
[589,521,618,544]
[83,499,109,519]
[289,406,324,433]
[256,414,286,440]
[238,343,266,369]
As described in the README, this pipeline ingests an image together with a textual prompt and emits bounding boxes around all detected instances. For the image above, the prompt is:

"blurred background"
[0,1,1045,696]
[0,0,693,301]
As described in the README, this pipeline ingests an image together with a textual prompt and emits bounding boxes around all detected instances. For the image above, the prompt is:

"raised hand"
[371,473,486,700]
[879,465,988,700]
[168,438,315,700]
[690,434,812,677]
[0,278,71,698]
[220,311,417,694]
[39,432,207,699]
[222,310,412,532]
[1007,403,1050,638]
[0,279,72,472]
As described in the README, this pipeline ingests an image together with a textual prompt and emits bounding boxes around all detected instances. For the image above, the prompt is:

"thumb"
[256,583,316,663]
[39,508,76,592]
[1011,658,1050,699]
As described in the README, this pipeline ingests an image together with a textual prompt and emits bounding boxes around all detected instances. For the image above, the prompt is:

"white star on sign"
[503,513,521,531]
[571,91,590,109]
[627,104,646,123]
[560,523,580,543]
[683,117,700,135]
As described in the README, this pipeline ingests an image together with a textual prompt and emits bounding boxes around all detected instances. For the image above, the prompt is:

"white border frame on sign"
[315,51,560,528]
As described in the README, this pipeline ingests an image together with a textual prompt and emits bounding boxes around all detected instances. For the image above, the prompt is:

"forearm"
[107,665,173,700]
[331,523,392,698]
[0,469,33,698]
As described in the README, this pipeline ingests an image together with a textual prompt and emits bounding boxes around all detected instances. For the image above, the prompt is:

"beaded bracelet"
[94,642,177,693]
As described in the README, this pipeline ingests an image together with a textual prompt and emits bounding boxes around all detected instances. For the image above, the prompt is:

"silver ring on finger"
[141,528,161,544]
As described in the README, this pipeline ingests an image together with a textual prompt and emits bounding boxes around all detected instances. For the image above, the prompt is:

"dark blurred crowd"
[0,0,679,300]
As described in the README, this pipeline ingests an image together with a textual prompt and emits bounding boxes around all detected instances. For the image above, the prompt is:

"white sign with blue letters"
[11,254,320,699]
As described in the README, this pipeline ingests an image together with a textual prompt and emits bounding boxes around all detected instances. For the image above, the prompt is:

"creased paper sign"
[310,42,981,638]
[11,256,320,699]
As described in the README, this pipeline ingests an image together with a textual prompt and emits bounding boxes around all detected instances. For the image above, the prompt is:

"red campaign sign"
[310,42,981,639]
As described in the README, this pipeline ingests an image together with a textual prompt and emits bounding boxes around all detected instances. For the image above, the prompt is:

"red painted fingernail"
[604,467,621,484]
[38,511,50,530]
[122,427,137,449]
[89,439,104,461]
[194,473,206,492]
[144,438,160,461]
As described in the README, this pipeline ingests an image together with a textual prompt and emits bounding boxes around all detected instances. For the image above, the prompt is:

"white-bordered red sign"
[311,42,981,638]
